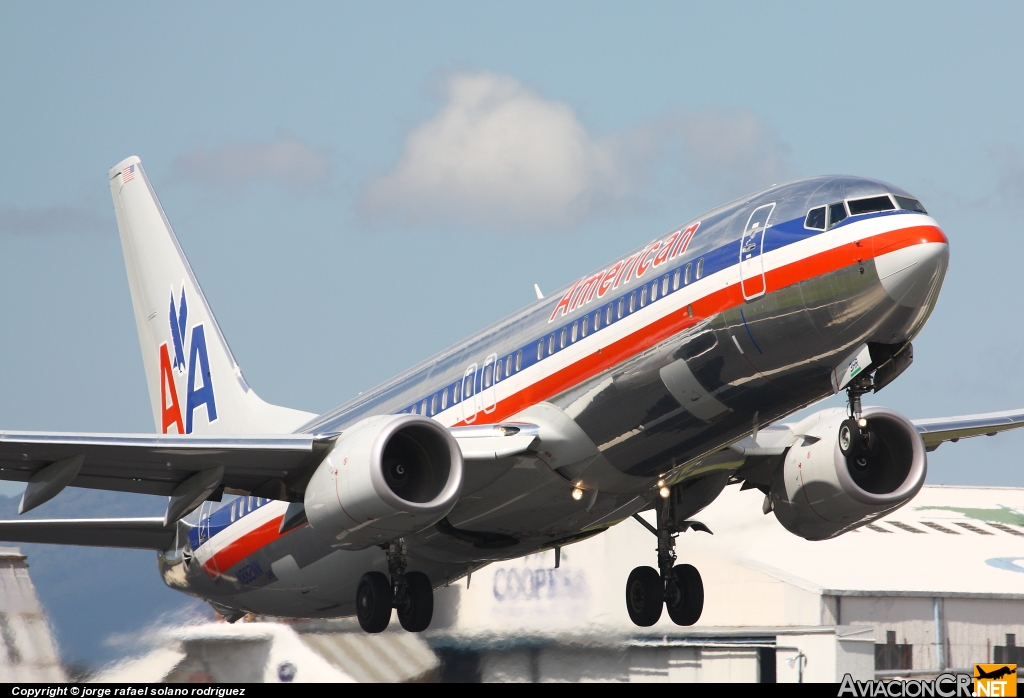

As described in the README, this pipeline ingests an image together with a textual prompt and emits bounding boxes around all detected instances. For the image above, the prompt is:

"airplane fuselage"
[161,175,949,619]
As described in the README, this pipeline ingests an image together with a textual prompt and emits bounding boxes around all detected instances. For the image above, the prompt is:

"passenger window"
[805,206,826,230]
[662,275,669,296]
[894,195,927,214]
[594,310,601,331]
[606,305,613,324]
[581,316,589,337]
[537,341,544,360]
[505,355,512,376]
[421,400,428,415]
[548,334,555,354]
[231,501,237,522]
[684,263,692,285]
[441,388,448,410]
[650,283,657,302]
[495,361,503,382]
[640,286,647,307]
[454,382,461,402]
[483,367,492,389]
[617,298,624,319]
[516,350,522,371]
[430,395,437,413]
[696,258,704,280]
[559,328,566,348]
[847,195,895,216]
[571,322,578,342]
[629,292,636,313]
[828,202,848,228]
[411,403,418,415]
[673,269,680,290]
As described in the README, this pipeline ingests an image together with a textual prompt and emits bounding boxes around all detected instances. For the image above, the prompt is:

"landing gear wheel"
[625,566,663,627]
[356,571,393,633]
[665,563,704,626]
[397,571,434,632]
[838,418,858,457]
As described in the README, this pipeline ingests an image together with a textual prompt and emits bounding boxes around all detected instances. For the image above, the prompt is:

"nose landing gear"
[626,495,708,627]
[356,539,435,634]
[839,376,876,467]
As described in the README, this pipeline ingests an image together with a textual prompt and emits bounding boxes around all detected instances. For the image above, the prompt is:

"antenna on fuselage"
[534,284,544,300]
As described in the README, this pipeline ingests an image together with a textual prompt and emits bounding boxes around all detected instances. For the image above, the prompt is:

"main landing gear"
[626,495,707,627]
[356,539,434,634]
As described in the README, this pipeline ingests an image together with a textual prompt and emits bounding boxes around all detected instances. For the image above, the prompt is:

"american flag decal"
[123,164,135,183]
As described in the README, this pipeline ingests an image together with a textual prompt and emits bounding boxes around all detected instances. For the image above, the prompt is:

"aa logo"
[159,287,217,434]
[975,664,1017,697]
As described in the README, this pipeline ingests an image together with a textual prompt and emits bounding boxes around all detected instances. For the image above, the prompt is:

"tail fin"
[108,156,315,435]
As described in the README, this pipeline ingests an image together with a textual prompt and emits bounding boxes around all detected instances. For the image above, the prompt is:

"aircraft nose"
[875,236,949,308]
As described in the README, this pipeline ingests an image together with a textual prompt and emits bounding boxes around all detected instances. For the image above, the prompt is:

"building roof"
[435,485,1024,639]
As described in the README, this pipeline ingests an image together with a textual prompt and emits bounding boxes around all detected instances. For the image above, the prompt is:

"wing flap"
[0,518,176,550]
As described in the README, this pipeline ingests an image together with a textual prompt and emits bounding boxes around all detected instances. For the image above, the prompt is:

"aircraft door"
[739,203,775,300]
[198,501,212,545]
[481,353,497,414]
[461,362,478,423]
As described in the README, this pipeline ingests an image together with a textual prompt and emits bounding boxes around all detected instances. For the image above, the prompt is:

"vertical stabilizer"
[108,156,315,435]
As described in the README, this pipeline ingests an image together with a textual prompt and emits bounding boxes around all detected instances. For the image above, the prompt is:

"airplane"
[976,666,1017,681]
[1,156,1023,633]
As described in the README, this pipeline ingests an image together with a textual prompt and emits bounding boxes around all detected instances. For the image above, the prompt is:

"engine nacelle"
[770,407,926,540]
[304,414,463,549]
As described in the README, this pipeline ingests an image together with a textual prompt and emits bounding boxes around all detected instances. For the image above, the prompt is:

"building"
[426,485,1024,682]
[0,547,65,681]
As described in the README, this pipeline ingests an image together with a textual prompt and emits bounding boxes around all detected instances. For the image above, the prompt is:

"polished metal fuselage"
[163,175,949,618]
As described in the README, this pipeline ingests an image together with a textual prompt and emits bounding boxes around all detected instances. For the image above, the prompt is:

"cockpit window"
[894,195,927,214]
[847,195,895,216]
[805,206,826,230]
[828,202,848,228]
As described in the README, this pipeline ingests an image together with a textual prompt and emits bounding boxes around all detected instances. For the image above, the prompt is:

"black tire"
[838,419,858,457]
[397,571,434,633]
[356,571,393,633]
[665,564,704,626]
[625,566,663,627]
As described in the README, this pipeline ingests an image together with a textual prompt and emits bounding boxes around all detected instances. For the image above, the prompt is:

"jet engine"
[304,414,463,549]
[769,407,926,540]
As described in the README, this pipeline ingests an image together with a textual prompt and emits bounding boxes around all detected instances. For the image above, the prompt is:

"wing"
[0,518,176,549]
[912,408,1024,451]
[0,431,336,501]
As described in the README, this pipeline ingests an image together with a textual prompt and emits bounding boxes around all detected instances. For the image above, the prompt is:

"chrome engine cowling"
[770,407,926,540]
[304,414,463,549]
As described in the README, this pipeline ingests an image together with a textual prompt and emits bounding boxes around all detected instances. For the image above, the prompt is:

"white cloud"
[0,206,108,235]
[359,72,792,231]
[171,133,331,192]
[361,72,630,230]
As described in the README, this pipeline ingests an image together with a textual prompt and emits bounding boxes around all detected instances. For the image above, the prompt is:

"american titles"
[549,222,699,322]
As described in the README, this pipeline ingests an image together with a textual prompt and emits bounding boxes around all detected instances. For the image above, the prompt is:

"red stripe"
[202,515,305,577]
[202,224,945,571]
[455,224,946,427]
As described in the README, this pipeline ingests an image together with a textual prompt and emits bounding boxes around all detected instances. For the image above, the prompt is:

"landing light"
[659,486,670,499]
[571,487,583,501]
[858,418,868,428]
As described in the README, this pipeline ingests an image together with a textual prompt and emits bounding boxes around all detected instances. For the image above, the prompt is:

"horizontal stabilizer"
[0,518,176,550]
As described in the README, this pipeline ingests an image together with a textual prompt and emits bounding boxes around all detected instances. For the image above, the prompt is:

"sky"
[2,1,1024,668]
